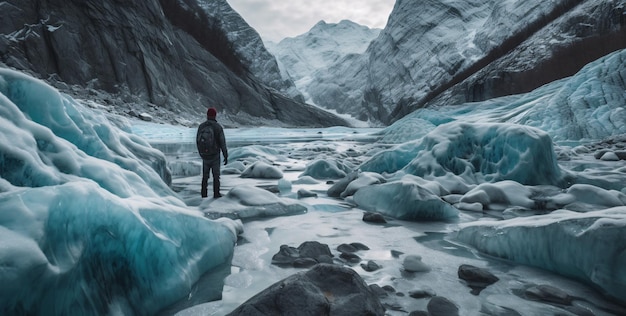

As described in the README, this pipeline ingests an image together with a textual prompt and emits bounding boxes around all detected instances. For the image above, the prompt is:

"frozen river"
[132,123,626,316]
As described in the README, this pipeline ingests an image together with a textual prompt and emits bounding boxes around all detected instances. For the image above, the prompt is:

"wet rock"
[427,296,459,316]
[408,311,429,316]
[271,241,333,268]
[337,243,358,253]
[227,264,385,316]
[316,254,334,264]
[369,284,388,297]
[271,245,300,265]
[363,211,387,223]
[361,260,382,272]
[403,255,431,272]
[350,242,370,250]
[298,241,333,261]
[382,285,396,293]
[458,264,499,294]
[390,250,404,258]
[293,258,318,269]
[409,288,436,299]
[525,284,573,305]
[340,252,362,264]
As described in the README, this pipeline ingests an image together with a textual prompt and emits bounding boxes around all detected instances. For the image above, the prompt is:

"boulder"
[227,264,385,316]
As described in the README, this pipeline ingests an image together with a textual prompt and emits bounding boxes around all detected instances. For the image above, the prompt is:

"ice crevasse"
[0,68,239,315]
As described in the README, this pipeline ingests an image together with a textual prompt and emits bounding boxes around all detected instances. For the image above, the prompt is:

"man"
[196,107,228,198]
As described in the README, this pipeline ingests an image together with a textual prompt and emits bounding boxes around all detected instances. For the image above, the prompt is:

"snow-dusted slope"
[292,0,626,124]
[266,20,380,105]
[380,48,626,143]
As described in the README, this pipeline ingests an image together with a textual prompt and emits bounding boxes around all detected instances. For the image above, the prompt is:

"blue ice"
[0,69,238,314]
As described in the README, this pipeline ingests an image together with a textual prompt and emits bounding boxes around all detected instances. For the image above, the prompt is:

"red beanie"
[207,107,217,118]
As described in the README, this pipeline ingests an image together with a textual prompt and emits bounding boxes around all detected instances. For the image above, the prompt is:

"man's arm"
[218,126,228,164]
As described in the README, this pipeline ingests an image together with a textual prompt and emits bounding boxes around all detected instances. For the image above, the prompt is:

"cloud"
[227,0,396,42]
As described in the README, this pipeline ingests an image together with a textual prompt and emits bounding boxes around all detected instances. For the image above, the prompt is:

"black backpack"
[197,124,218,158]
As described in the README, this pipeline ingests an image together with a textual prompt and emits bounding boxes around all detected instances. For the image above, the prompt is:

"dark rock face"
[0,0,347,127]
[227,264,386,316]
[199,0,305,102]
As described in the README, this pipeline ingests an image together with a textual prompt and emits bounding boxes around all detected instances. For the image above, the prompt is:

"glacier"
[456,207,626,303]
[2,50,626,315]
[0,69,239,315]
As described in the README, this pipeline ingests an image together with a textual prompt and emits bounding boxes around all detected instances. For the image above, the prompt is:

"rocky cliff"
[198,0,305,103]
[0,0,347,127]
[299,0,626,125]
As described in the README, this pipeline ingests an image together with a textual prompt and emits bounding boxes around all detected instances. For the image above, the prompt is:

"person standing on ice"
[196,107,228,198]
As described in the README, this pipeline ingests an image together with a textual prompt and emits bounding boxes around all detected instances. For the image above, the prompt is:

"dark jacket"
[196,119,228,160]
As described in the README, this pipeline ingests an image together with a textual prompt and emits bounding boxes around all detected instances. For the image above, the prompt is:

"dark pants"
[201,157,221,198]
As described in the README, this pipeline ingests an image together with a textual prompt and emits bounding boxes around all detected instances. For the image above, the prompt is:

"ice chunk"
[0,69,238,315]
[379,49,626,142]
[240,161,283,179]
[459,181,535,211]
[456,207,626,302]
[362,122,566,187]
[353,180,459,220]
[0,68,172,190]
[300,158,351,179]
[202,185,307,220]
[0,182,237,315]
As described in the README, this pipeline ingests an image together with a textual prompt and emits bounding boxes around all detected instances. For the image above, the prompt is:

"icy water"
[133,124,625,316]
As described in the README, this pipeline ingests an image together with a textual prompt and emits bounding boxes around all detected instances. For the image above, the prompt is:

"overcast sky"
[226,0,396,43]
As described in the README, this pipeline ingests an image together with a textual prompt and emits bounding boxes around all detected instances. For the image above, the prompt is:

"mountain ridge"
[0,0,348,128]
[276,0,626,125]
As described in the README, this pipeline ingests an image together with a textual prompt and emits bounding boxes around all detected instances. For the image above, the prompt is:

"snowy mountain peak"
[266,20,380,105]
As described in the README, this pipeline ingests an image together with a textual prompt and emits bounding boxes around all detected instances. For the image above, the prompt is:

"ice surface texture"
[457,207,626,302]
[362,122,566,187]
[0,69,237,314]
[382,49,626,143]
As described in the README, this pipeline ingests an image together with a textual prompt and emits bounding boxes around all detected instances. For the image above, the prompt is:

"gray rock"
[350,242,370,250]
[271,245,300,265]
[363,211,387,223]
[337,243,358,253]
[525,284,573,305]
[293,258,319,269]
[458,264,499,295]
[298,241,333,261]
[227,264,385,316]
[339,252,362,264]
[427,296,459,316]
[409,288,436,299]
[360,260,381,272]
